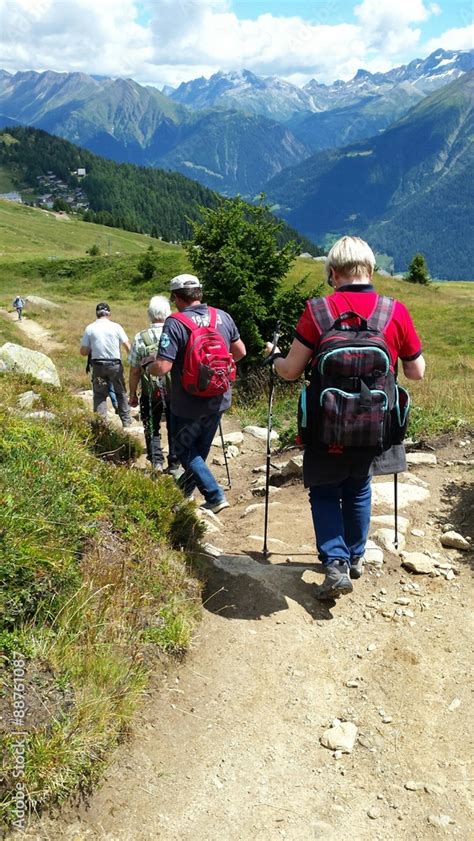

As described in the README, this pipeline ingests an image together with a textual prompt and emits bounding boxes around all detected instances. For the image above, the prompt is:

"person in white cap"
[149,274,246,513]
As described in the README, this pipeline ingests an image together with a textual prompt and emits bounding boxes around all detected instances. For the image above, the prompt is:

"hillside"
[0,199,178,261]
[156,110,308,195]
[266,73,474,280]
[0,127,320,254]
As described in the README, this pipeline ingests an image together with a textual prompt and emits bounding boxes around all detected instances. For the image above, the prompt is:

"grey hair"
[148,295,171,323]
[325,236,376,282]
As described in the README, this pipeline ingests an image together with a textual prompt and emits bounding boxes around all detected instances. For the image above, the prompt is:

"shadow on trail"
[442,477,474,568]
[199,551,336,622]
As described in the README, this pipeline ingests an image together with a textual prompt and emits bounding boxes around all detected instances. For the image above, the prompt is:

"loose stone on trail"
[371,514,410,533]
[440,531,470,550]
[252,484,281,497]
[405,780,424,791]
[371,528,406,553]
[211,431,244,446]
[243,425,279,441]
[406,452,437,466]
[371,482,430,510]
[320,721,358,754]
[240,502,282,518]
[427,814,455,828]
[401,552,436,574]
[364,539,384,567]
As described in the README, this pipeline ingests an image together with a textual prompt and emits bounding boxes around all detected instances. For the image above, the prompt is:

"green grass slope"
[0,373,203,828]
[0,199,181,261]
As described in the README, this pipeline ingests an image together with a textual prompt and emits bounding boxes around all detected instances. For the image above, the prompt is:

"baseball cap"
[169,274,201,292]
[96,302,111,315]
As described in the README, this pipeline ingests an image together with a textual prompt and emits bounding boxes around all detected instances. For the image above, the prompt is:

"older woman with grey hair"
[128,295,179,474]
[266,236,425,600]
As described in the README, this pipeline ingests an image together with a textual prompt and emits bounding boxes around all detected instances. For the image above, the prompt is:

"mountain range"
[0,49,472,196]
[266,72,474,280]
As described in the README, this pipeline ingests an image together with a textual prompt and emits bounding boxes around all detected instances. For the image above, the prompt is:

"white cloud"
[0,0,470,89]
[353,0,440,54]
[424,23,474,53]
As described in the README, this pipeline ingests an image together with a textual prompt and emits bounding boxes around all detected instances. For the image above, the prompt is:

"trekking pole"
[393,473,399,549]
[147,378,155,467]
[263,321,281,560]
[219,419,232,488]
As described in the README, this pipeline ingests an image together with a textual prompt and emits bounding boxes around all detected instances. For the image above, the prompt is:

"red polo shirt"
[295,285,422,367]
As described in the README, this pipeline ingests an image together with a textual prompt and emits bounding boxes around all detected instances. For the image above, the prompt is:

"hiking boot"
[350,556,364,579]
[151,463,164,475]
[200,499,230,515]
[168,465,184,480]
[315,561,353,600]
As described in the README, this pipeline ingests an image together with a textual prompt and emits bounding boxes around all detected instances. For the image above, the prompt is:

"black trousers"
[139,393,178,469]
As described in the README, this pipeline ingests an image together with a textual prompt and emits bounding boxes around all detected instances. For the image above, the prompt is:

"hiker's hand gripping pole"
[263,322,281,560]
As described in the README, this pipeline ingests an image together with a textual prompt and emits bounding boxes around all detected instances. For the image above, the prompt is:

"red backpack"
[170,306,236,398]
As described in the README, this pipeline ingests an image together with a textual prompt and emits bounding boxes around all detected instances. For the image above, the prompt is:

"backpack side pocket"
[391,384,410,444]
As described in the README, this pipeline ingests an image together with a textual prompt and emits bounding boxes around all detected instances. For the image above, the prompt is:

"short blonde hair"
[325,236,375,282]
[148,295,171,323]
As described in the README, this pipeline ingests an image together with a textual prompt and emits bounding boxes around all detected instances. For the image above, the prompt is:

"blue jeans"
[171,412,224,505]
[309,477,372,566]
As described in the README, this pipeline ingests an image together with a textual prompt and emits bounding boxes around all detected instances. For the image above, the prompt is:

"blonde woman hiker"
[265,236,425,600]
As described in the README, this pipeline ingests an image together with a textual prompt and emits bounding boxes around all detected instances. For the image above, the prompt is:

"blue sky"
[230,0,469,36]
[1,0,472,88]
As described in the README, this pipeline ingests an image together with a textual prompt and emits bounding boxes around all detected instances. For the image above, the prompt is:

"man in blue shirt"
[151,274,246,513]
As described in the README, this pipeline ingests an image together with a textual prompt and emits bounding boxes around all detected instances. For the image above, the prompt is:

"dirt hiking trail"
[24,421,473,841]
[0,310,62,353]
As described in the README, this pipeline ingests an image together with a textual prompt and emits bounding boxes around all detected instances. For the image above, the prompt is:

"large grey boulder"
[0,343,60,387]
[24,295,61,311]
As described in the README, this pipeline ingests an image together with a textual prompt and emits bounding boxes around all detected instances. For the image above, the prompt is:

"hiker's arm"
[129,365,141,400]
[80,345,90,357]
[402,355,426,380]
[230,339,246,362]
[122,341,131,354]
[266,339,313,381]
[150,359,173,377]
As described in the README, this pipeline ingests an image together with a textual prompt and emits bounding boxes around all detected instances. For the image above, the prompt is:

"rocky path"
[25,425,473,841]
[0,309,62,353]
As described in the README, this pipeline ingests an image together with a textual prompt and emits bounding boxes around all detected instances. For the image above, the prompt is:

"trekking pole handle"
[263,322,282,367]
[271,321,281,354]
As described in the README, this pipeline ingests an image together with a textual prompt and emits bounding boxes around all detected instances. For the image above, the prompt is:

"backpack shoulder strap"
[207,306,218,329]
[308,297,334,334]
[169,312,199,332]
[140,327,158,348]
[368,295,396,331]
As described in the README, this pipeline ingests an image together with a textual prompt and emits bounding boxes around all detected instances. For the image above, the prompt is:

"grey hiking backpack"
[298,295,410,453]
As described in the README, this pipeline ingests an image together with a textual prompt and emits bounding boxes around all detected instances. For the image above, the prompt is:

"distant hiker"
[12,295,25,321]
[265,236,425,599]
[149,274,246,512]
[80,302,132,427]
[128,295,179,474]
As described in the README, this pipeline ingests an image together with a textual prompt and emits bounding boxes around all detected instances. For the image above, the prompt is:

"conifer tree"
[407,253,430,285]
